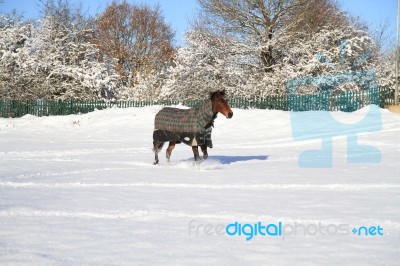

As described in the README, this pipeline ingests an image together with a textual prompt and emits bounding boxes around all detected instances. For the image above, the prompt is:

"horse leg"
[166,141,176,162]
[153,141,164,165]
[192,146,200,161]
[201,144,208,160]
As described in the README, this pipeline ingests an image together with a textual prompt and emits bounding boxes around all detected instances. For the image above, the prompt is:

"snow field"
[0,106,399,265]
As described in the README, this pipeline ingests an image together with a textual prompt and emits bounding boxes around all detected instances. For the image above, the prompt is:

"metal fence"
[0,87,395,118]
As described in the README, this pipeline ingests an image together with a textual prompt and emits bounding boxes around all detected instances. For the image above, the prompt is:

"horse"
[152,89,233,164]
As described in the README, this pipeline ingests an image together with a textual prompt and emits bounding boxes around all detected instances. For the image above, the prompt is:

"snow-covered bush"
[29,16,121,99]
[118,70,167,101]
[0,15,121,100]
[0,16,33,99]
[0,11,392,102]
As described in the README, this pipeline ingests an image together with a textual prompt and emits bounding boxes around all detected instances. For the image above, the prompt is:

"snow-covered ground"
[0,105,399,265]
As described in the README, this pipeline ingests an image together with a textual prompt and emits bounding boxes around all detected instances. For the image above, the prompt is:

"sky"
[0,0,397,48]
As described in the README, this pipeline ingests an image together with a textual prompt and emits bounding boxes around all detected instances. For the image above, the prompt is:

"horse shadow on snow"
[206,155,269,165]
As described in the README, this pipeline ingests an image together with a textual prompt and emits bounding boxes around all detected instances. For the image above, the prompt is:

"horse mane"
[209,89,226,100]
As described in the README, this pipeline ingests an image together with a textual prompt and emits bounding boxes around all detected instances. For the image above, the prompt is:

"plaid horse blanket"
[153,100,214,147]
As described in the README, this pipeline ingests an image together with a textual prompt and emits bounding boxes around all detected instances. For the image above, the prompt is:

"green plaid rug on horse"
[153,100,214,147]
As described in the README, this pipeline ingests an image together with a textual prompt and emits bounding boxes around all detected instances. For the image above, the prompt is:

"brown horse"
[152,90,233,164]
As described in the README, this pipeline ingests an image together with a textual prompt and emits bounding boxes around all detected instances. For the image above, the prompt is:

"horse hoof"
[194,157,205,164]
[153,160,159,165]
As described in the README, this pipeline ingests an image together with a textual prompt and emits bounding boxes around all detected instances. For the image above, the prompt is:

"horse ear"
[209,91,214,99]
[218,89,226,98]
[209,89,226,99]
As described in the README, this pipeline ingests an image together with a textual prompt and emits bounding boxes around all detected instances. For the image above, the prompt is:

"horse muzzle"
[226,112,233,119]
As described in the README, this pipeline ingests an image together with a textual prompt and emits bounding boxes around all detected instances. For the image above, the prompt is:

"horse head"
[210,89,233,119]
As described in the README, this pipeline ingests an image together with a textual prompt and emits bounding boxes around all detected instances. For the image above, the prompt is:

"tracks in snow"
[1,208,399,230]
[0,147,150,160]
[1,181,399,191]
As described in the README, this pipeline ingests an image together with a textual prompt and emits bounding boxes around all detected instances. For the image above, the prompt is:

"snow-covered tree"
[156,0,389,100]
[162,24,389,99]
[0,16,33,99]
[27,16,120,99]
[0,15,121,100]
[270,25,385,93]
[161,29,256,100]
[118,70,168,101]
